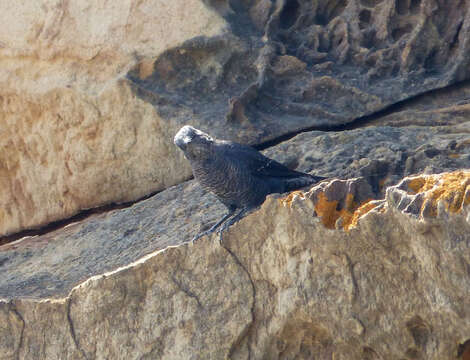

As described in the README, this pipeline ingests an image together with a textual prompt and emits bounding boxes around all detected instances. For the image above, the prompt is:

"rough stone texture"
[2,122,469,299]
[130,0,470,139]
[3,0,470,236]
[0,181,224,298]
[367,81,470,128]
[1,171,469,359]
[2,0,470,358]
[224,171,470,359]
[0,242,253,360]
[0,0,226,236]
[264,123,470,197]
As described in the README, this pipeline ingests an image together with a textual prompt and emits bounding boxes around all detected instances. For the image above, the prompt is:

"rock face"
[2,0,470,359]
[1,122,469,299]
[1,171,469,359]
[2,0,470,236]
[0,0,226,236]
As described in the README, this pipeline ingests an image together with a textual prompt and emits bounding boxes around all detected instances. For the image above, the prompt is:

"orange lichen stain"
[407,176,436,194]
[449,153,460,159]
[438,171,470,213]
[411,171,470,217]
[347,200,382,230]
[279,191,306,208]
[339,193,357,229]
[314,192,340,229]
[314,192,374,230]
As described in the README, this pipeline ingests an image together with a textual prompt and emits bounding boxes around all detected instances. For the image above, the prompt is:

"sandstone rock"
[263,124,470,197]
[0,171,469,359]
[0,82,192,238]
[0,0,226,236]
[2,121,469,299]
[146,0,470,138]
[3,0,470,237]
[0,180,224,298]
[224,171,470,359]
[367,81,470,128]
[2,0,470,358]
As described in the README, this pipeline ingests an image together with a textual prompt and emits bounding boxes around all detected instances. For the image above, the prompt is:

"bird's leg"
[191,210,236,243]
[217,206,255,243]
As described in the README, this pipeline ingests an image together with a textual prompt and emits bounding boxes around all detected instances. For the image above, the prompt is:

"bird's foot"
[191,210,236,244]
[191,230,209,244]
[216,206,256,243]
[192,207,257,244]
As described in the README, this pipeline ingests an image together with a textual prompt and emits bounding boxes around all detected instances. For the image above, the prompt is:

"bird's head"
[174,125,214,160]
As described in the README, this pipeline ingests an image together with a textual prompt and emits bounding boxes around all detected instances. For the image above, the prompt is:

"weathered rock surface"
[137,0,470,137]
[2,0,470,359]
[1,171,469,359]
[0,0,226,236]
[2,121,469,299]
[0,116,469,359]
[3,0,470,236]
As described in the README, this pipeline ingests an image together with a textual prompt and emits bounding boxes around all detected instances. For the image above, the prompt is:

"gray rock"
[128,0,470,143]
[1,171,469,359]
[1,123,469,299]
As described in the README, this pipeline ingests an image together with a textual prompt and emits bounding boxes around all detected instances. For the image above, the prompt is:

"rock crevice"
[1,0,470,358]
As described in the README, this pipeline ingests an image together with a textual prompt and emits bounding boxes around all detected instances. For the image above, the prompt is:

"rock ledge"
[1,171,469,359]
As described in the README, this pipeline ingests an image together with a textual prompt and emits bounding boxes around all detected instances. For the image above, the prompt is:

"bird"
[174,125,326,242]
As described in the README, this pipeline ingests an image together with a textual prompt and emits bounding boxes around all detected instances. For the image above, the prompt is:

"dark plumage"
[174,125,325,241]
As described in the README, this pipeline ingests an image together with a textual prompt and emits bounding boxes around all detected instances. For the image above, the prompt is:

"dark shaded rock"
[0,182,225,299]
[127,0,470,144]
[1,121,468,299]
[264,124,470,197]
[1,171,469,359]
[368,80,470,128]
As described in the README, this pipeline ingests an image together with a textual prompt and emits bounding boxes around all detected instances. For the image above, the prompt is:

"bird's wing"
[220,141,312,179]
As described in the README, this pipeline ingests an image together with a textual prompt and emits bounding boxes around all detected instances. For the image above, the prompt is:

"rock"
[367,81,470,128]
[0,171,469,359]
[2,120,469,299]
[3,0,470,236]
[0,180,224,298]
[223,171,470,359]
[2,0,470,358]
[67,242,253,360]
[0,118,470,297]
[0,0,227,236]
[263,124,470,197]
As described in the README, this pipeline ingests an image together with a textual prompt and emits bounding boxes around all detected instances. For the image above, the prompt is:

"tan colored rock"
[272,55,307,76]
[2,0,470,239]
[0,242,253,360]
[0,0,226,94]
[1,122,469,299]
[0,0,226,236]
[0,82,187,237]
[1,171,469,359]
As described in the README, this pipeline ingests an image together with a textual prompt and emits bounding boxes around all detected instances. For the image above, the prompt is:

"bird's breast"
[191,159,268,208]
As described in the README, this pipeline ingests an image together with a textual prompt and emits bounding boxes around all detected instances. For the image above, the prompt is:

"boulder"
[0,170,469,359]
[2,1,470,358]
[0,0,226,236]
[2,0,470,235]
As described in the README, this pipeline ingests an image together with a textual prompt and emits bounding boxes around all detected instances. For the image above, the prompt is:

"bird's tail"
[284,174,326,192]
